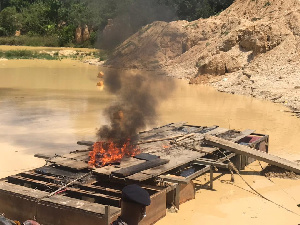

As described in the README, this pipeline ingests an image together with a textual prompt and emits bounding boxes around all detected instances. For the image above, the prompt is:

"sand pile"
[106,0,300,112]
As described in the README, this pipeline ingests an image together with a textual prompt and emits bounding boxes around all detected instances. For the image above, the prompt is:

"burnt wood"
[111,158,170,177]
[134,153,159,161]
[77,141,94,146]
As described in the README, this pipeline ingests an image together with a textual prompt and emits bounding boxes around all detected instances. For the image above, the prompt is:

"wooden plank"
[49,157,89,170]
[77,141,94,146]
[0,181,121,216]
[34,153,54,160]
[204,135,300,174]
[111,158,169,177]
[23,171,122,197]
[7,175,121,206]
[138,122,186,136]
[126,149,204,181]
[94,157,146,176]
[125,127,230,181]
[35,166,86,179]
[61,151,90,159]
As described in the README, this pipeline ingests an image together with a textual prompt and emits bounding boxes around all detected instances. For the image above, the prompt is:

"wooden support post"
[231,173,235,183]
[210,166,213,190]
[105,205,111,225]
[175,184,180,210]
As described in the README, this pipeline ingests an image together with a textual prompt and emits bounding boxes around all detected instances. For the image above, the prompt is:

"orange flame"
[88,140,140,167]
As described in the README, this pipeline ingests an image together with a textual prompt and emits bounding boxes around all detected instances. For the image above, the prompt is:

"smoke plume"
[95,0,176,143]
[99,0,176,50]
[97,71,174,144]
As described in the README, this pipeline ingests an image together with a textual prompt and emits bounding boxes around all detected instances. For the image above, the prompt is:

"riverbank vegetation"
[0,0,233,48]
[0,49,107,60]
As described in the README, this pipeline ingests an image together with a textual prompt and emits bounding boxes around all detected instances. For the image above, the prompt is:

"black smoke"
[98,0,176,50]
[97,71,174,144]
[94,0,176,143]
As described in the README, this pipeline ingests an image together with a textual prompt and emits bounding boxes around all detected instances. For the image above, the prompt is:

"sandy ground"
[157,161,300,225]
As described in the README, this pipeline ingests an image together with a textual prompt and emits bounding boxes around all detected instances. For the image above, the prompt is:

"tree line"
[0,0,233,47]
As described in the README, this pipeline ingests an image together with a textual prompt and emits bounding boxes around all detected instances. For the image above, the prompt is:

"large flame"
[88,140,140,167]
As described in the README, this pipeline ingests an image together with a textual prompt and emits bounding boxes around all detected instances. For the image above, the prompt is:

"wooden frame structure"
[0,123,270,225]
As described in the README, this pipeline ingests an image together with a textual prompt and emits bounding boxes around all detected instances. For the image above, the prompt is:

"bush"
[58,25,76,47]
[0,7,22,36]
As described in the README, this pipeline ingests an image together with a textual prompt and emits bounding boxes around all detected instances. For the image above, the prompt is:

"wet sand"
[0,58,300,224]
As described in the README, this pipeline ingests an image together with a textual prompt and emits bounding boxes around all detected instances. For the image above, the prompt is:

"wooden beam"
[112,158,170,177]
[184,153,236,181]
[204,135,300,174]
[210,166,214,190]
[192,158,229,168]
[77,141,94,146]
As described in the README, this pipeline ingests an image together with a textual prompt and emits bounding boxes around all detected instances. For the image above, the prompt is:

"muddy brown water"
[0,59,299,160]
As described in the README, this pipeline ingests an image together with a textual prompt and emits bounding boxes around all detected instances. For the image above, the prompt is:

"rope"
[216,149,300,217]
[258,161,298,202]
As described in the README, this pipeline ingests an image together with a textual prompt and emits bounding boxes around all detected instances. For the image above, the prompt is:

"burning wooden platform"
[0,123,272,225]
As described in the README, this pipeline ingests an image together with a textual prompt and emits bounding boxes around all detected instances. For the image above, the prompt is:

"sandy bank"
[157,161,300,225]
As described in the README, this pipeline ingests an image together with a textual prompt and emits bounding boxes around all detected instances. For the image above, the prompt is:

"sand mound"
[106,0,300,111]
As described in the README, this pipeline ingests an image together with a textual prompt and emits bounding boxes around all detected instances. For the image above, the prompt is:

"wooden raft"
[44,123,259,182]
[94,123,246,182]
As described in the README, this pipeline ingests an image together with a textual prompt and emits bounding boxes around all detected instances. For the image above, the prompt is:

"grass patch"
[0,35,96,48]
[0,49,104,61]
[0,35,59,47]
[0,50,58,60]
[97,50,109,61]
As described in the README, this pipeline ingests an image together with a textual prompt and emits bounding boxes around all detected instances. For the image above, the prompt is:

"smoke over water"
[97,71,174,144]
[94,0,176,144]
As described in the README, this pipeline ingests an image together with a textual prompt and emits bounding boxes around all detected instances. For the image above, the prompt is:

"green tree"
[0,6,22,35]
[21,2,49,35]
[158,0,234,21]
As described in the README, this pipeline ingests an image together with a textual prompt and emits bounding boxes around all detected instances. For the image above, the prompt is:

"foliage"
[159,0,234,21]
[0,0,234,47]
[0,6,22,35]
[58,25,76,46]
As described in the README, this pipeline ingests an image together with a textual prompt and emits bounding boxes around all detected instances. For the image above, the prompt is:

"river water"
[0,59,299,161]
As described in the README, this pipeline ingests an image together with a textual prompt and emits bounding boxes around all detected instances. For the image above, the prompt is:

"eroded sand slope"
[106,0,300,112]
